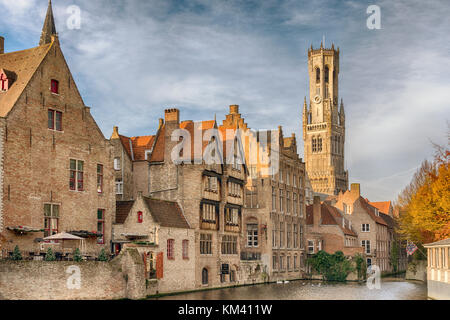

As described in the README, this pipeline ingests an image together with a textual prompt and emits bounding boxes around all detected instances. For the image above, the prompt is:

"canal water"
[153,278,427,300]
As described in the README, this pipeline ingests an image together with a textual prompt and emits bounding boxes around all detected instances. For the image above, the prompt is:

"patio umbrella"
[43,232,86,255]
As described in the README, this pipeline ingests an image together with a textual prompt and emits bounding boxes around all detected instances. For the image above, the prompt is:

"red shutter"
[156,252,164,279]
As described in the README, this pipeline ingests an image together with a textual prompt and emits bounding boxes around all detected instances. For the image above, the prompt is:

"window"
[273,255,278,270]
[200,234,212,254]
[324,66,329,83]
[293,224,298,248]
[279,167,284,183]
[279,189,284,212]
[202,203,217,223]
[318,137,323,152]
[316,67,320,83]
[312,137,317,153]
[137,211,143,223]
[280,255,285,270]
[280,222,285,248]
[272,222,277,247]
[246,186,258,208]
[367,258,372,267]
[272,187,277,211]
[225,207,239,226]
[69,159,84,191]
[44,204,59,238]
[308,240,314,254]
[221,235,238,254]
[247,224,258,247]
[293,193,298,215]
[287,223,292,248]
[300,226,304,249]
[97,164,103,193]
[362,240,371,254]
[228,182,241,197]
[362,224,370,232]
[97,209,105,244]
[51,79,59,94]
[202,268,208,285]
[167,239,174,260]
[114,157,121,170]
[115,179,123,195]
[205,176,218,192]
[48,109,62,131]
[182,240,189,259]
[294,255,298,269]
[286,191,291,214]
[287,256,291,270]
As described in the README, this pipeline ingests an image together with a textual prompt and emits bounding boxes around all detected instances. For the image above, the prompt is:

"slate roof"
[142,197,190,229]
[424,238,450,247]
[115,198,190,229]
[115,201,135,224]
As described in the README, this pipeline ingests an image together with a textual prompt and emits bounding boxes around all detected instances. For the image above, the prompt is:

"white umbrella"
[43,232,86,256]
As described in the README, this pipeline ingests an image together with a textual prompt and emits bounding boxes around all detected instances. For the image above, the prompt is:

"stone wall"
[0,248,145,300]
[405,260,427,282]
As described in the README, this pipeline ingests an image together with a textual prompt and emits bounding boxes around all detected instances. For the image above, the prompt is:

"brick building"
[112,108,247,288]
[332,184,391,271]
[0,1,115,255]
[113,193,195,293]
[305,196,361,257]
[219,105,307,281]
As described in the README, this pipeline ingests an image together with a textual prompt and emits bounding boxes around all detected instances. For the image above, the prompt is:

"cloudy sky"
[1,0,449,201]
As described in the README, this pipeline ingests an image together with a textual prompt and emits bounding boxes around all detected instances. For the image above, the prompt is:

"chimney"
[164,108,180,124]
[229,105,239,114]
[313,196,321,228]
[0,36,4,54]
[350,183,360,196]
[111,126,120,139]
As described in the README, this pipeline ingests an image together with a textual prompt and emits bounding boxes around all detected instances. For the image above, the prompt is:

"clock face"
[313,95,322,104]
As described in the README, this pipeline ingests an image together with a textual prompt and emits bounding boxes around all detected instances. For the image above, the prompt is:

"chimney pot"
[164,108,180,124]
[229,105,239,114]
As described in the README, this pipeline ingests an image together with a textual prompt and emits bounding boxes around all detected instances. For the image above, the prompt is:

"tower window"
[325,66,329,83]
[318,137,322,152]
[312,137,317,153]
[315,68,320,83]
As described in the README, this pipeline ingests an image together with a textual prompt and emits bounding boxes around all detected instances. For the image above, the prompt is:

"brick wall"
[0,248,145,300]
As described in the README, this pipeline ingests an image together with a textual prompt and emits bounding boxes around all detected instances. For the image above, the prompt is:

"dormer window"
[51,79,59,94]
[137,211,143,223]
[0,69,14,92]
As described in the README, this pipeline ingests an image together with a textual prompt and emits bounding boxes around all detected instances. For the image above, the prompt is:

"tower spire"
[39,0,57,46]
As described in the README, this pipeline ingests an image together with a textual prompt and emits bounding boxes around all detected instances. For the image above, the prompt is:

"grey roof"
[424,238,450,247]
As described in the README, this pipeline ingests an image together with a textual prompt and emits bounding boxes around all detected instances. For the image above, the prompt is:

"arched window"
[202,268,209,285]
[318,137,322,152]
[324,66,329,83]
[312,137,317,153]
[315,67,320,83]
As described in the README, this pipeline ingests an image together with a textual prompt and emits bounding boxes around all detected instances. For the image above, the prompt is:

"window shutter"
[156,252,164,279]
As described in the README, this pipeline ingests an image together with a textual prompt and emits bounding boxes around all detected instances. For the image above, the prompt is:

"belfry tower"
[302,43,348,195]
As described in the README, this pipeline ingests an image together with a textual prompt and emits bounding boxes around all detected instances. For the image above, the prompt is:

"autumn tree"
[396,136,450,244]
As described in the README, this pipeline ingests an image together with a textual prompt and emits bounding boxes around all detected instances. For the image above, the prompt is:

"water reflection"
[152,278,427,300]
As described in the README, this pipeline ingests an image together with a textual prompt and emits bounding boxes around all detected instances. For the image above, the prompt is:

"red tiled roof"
[368,201,392,215]
[306,203,357,237]
[359,197,388,226]
[118,134,155,161]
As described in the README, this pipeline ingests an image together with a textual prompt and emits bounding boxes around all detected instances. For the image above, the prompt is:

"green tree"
[307,250,354,282]
[98,248,108,262]
[45,248,56,261]
[354,253,367,280]
[390,241,399,273]
[12,245,22,261]
[73,248,83,262]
